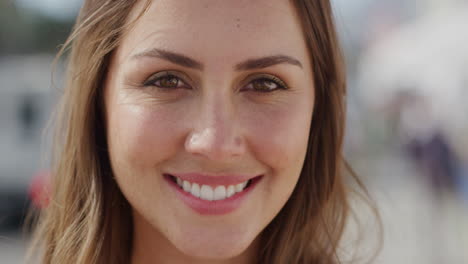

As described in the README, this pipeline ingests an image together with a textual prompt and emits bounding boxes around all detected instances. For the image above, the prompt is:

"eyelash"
[142,71,289,92]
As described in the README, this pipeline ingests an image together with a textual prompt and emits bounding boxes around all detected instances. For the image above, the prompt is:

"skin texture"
[104,0,315,263]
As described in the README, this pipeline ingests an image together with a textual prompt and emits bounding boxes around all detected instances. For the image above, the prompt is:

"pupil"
[162,77,178,87]
[254,80,275,91]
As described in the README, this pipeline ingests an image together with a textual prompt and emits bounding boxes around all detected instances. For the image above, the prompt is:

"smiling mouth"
[165,174,258,201]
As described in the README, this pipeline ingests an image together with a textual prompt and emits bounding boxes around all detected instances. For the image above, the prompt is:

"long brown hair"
[28,1,380,263]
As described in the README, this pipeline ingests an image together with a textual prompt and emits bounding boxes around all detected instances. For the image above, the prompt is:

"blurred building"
[0,54,59,230]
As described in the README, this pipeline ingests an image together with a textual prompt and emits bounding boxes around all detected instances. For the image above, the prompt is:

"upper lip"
[166,172,260,186]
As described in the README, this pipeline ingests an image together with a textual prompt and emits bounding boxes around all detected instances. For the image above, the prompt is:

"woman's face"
[104,0,315,262]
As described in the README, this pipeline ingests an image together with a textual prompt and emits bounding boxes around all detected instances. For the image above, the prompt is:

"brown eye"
[157,75,180,88]
[243,75,288,92]
[143,71,189,89]
[252,79,279,91]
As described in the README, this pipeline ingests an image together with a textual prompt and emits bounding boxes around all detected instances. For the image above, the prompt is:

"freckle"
[236,24,240,28]
[235,137,242,146]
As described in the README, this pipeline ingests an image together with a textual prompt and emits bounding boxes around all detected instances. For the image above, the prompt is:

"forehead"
[117,0,309,67]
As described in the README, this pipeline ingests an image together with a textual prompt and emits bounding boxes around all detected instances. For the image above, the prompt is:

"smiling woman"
[27,0,379,263]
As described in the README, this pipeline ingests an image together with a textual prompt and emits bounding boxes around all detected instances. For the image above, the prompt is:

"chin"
[170,227,257,261]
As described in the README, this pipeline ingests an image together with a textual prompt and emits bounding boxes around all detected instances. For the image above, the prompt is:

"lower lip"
[164,174,262,215]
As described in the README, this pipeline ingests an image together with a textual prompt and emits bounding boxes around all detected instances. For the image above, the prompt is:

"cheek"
[244,99,313,175]
[107,103,185,174]
[241,98,313,225]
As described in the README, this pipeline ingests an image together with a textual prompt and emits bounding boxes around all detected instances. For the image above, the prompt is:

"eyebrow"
[131,48,303,71]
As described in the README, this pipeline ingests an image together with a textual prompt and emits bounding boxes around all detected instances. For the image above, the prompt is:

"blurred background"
[0,0,467,263]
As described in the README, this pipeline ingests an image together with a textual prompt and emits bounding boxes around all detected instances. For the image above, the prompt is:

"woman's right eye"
[143,72,189,89]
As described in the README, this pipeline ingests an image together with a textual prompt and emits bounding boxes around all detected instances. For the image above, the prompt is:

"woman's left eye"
[243,76,288,92]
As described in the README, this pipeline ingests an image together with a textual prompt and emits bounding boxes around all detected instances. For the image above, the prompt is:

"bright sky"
[15,0,82,20]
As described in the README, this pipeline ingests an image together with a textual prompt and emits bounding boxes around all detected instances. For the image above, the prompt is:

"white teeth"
[213,186,227,200]
[190,183,200,198]
[173,176,251,201]
[226,185,235,198]
[200,185,214,201]
[183,181,191,192]
[235,183,244,192]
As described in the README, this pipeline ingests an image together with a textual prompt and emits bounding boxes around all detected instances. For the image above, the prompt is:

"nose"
[184,95,246,161]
